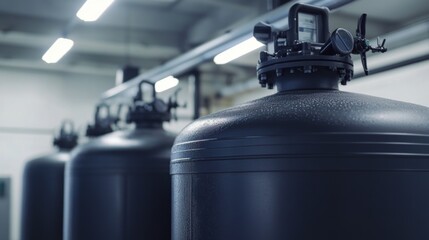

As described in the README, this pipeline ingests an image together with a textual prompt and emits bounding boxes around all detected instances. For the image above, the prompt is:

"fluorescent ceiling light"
[76,0,114,22]
[214,37,264,65]
[42,38,74,64]
[155,76,179,92]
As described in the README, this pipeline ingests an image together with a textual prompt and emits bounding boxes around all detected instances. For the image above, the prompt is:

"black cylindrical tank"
[171,4,429,240]
[21,121,78,240]
[64,81,178,240]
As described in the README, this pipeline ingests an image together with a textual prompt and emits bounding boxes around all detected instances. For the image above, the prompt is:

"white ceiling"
[0,0,264,73]
[0,0,427,98]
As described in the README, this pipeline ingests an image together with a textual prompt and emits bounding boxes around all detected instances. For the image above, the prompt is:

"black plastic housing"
[171,84,429,239]
[64,127,175,240]
[21,121,77,240]
[21,151,72,240]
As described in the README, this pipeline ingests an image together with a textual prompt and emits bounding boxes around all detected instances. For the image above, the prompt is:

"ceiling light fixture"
[155,76,179,92]
[76,0,115,22]
[42,38,74,64]
[213,37,264,65]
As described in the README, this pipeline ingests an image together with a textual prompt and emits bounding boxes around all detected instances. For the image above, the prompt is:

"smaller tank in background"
[20,120,78,240]
[64,80,183,240]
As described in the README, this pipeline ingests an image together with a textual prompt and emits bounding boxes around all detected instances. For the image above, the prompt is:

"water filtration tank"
[171,4,429,240]
[21,121,78,240]
[64,81,179,240]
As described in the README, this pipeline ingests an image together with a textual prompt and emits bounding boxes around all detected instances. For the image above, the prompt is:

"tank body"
[64,127,175,240]
[171,90,429,240]
[21,120,77,240]
[21,152,70,240]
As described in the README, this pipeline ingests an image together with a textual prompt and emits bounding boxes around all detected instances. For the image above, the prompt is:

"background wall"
[0,67,114,240]
[342,60,429,106]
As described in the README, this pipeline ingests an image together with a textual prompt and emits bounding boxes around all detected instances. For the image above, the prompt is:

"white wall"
[0,67,114,240]
[342,60,429,106]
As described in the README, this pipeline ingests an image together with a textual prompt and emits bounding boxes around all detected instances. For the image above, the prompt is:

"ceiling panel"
[91,2,201,31]
[0,0,83,21]
[337,0,429,24]
[0,12,66,35]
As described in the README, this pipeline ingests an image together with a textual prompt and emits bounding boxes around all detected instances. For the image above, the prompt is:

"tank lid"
[86,103,115,137]
[53,120,78,150]
[253,3,387,90]
[126,80,184,127]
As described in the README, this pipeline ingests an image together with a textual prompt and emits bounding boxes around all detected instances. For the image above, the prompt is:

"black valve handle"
[59,119,76,136]
[94,103,111,122]
[135,80,156,103]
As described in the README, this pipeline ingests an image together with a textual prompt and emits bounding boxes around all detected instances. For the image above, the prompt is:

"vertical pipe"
[192,70,201,120]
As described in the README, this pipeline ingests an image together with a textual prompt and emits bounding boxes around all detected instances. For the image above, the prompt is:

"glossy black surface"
[64,128,175,240]
[171,89,429,240]
[21,152,70,240]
